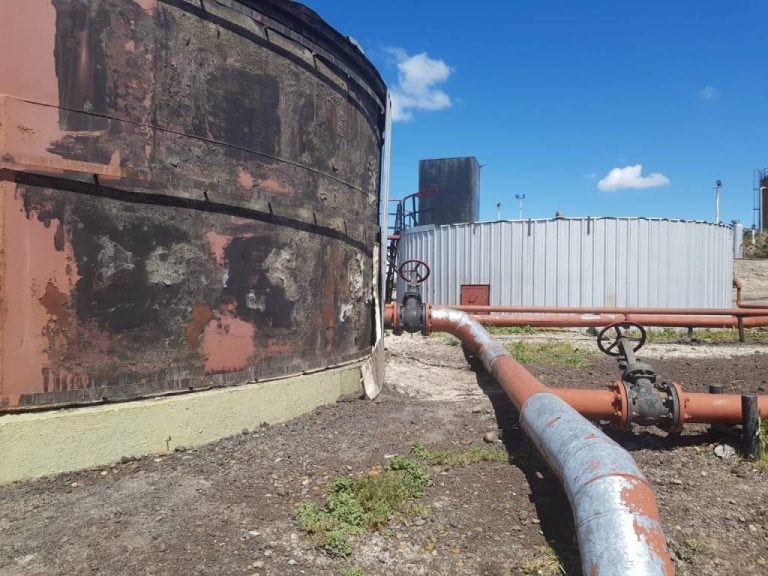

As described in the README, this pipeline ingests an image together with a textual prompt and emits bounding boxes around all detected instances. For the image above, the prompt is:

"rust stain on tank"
[257,176,294,196]
[0,0,385,410]
[0,184,79,406]
[39,282,70,321]
[202,308,256,374]
[0,0,59,104]
[237,167,255,191]
[0,1,65,162]
[185,304,214,347]
[206,232,233,268]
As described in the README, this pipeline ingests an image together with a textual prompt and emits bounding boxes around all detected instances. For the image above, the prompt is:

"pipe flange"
[422,303,433,335]
[666,382,685,435]
[609,380,630,431]
[651,381,680,433]
[389,303,403,335]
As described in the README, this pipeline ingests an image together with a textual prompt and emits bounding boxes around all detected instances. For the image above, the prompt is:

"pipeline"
[466,313,768,329]
[385,303,768,426]
[452,304,768,316]
[391,304,675,575]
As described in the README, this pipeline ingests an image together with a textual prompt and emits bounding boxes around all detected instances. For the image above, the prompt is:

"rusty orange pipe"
[679,389,768,424]
[549,386,626,425]
[383,302,768,426]
[417,305,675,574]
[453,304,768,316]
[468,313,768,329]
[549,385,768,426]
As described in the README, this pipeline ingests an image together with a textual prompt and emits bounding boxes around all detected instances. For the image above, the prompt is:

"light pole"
[515,194,526,220]
[496,202,501,220]
[714,180,722,224]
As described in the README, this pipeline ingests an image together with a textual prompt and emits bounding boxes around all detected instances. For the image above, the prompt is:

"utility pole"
[714,180,722,224]
[515,194,526,220]
[496,202,501,220]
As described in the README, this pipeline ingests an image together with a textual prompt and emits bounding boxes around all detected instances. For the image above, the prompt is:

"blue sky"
[308,0,768,227]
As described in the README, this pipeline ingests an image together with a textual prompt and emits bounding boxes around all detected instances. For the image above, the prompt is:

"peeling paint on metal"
[0,0,385,411]
[202,308,256,374]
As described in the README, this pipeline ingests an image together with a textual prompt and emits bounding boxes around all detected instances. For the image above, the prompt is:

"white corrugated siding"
[397,218,734,308]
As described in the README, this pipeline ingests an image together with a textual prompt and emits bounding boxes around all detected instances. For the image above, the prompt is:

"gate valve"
[597,322,646,359]
[598,322,680,431]
[395,260,430,335]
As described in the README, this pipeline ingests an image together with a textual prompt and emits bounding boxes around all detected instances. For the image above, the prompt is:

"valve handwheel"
[398,259,431,284]
[597,321,647,357]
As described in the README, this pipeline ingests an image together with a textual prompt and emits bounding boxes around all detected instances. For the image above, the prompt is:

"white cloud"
[597,164,670,192]
[386,48,453,122]
[699,85,719,100]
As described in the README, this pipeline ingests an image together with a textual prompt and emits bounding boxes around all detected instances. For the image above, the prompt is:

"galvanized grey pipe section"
[521,394,673,575]
[428,307,674,574]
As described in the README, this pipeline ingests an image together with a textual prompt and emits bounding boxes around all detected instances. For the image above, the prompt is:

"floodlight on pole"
[496,202,501,220]
[714,180,722,224]
[515,194,526,220]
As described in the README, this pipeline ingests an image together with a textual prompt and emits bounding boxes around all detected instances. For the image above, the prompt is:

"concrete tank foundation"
[0,362,364,485]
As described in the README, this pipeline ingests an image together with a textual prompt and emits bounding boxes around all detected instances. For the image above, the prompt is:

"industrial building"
[397,218,736,308]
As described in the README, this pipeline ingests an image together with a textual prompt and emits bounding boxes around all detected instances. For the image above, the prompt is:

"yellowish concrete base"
[0,364,362,485]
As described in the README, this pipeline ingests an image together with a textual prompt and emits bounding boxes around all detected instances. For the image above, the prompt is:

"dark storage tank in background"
[418,157,480,226]
[0,0,386,411]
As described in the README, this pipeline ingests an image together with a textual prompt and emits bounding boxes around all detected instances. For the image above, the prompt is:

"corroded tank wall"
[0,0,386,411]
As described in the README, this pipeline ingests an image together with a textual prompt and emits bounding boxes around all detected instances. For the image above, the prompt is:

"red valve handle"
[398,259,431,284]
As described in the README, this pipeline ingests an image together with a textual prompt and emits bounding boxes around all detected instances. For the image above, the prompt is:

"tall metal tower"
[754,168,768,230]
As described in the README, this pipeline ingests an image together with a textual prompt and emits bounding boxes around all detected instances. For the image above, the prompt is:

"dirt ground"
[735,259,768,305]
[2,262,768,576]
[2,329,768,576]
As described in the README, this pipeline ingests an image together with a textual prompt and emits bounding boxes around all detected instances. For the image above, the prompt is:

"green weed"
[437,333,461,346]
[410,442,508,467]
[522,544,566,575]
[505,340,591,367]
[486,325,541,335]
[636,327,768,344]
[296,456,430,557]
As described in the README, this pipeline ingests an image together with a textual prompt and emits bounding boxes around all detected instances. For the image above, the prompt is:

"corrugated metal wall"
[398,218,734,308]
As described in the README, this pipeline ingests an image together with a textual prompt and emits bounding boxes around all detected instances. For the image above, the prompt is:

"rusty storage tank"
[0,0,387,414]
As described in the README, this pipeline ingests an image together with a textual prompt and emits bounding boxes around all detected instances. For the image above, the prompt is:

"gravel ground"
[1,331,767,576]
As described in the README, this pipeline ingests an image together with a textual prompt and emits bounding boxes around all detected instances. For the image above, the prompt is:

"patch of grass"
[410,442,508,467]
[684,538,706,555]
[486,325,542,335]
[296,456,430,557]
[436,333,461,346]
[637,327,768,344]
[522,544,566,575]
[505,340,591,367]
[670,537,708,562]
[643,327,679,341]
[342,568,369,576]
